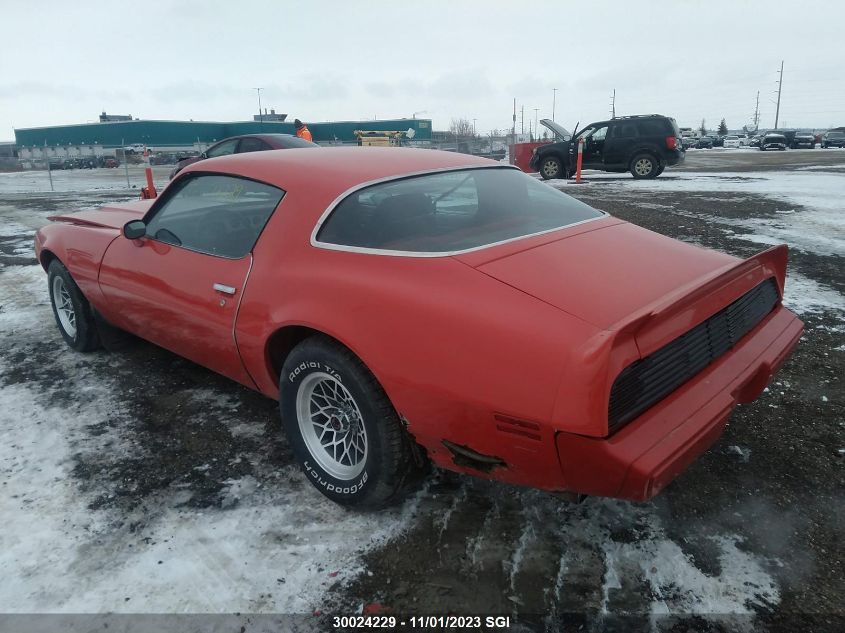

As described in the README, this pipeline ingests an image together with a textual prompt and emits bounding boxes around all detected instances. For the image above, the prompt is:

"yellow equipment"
[354,130,406,147]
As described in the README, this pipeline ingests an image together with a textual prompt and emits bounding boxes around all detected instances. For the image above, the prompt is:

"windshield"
[316,167,603,254]
[827,132,845,138]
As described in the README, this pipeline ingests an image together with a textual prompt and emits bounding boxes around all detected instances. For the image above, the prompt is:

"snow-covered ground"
[0,263,423,614]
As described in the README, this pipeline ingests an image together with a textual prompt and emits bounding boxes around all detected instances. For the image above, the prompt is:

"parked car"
[711,135,724,147]
[723,135,742,149]
[531,114,684,180]
[760,134,788,151]
[681,137,698,151]
[101,157,120,168]
[34,147,803,507]
[696,136,713,149]
[821,131,845,148]
[748,135,763,148]
[169,133,318,179]
[791,133,816,149]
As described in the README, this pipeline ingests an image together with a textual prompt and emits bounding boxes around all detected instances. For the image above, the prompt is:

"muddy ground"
[0,151,843,632]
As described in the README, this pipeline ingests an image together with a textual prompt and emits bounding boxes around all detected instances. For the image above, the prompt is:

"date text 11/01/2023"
[332,615,513,629]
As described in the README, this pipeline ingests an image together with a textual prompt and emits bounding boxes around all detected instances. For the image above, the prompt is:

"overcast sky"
[2,0,844,140]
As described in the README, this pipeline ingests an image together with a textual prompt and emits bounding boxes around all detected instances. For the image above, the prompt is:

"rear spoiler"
[613,245,789,357]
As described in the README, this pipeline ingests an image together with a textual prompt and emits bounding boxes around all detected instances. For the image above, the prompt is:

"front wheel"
[538,156,564,180]
[630,154,659,179]
[280,336,424,508]
[48,259,100,352]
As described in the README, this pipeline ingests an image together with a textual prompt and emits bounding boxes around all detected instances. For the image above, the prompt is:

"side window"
[145,175,285,258]
[590,126,608,142]
[613,123,638,138]
[238,138,271,153]
[637,121,664,137]
[205,139,239,158]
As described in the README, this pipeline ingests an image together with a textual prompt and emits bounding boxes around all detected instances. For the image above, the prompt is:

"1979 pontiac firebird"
[34,148,803,507]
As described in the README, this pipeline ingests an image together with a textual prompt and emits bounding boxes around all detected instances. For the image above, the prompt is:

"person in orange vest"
[294,119,313,142]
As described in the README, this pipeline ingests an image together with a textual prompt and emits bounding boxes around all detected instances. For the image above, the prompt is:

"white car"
[723,135,742,149]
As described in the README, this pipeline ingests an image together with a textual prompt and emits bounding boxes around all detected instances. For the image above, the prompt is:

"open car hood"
[540,119,572,140]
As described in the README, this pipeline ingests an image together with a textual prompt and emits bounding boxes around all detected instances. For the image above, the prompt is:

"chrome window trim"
[309,164,608,259]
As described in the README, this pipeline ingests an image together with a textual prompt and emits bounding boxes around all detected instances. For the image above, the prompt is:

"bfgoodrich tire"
[47,259,100,352]
[280,336,422,508]
[630,153,659,179]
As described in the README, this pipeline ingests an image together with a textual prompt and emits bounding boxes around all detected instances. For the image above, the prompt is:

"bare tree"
[450,118,475,139]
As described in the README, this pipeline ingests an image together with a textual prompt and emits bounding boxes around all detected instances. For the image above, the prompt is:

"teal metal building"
[14,118,432,152]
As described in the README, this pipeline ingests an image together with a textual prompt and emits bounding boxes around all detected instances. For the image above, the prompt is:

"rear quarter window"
[637,120,672,137]
[315,167,603,254]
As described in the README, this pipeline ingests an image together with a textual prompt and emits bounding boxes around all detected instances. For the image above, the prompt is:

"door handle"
[213,283,237,295]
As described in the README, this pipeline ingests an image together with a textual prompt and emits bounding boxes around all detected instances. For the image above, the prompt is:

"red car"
[34,148,803,508]
[169,133,318,179]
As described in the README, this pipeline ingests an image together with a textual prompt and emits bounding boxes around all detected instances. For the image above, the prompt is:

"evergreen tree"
[718,118,728,135]
[699,119,707,136]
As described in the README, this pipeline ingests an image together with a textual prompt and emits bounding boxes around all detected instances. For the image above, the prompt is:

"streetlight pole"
[254,87,263,123]
[552,88,557,122]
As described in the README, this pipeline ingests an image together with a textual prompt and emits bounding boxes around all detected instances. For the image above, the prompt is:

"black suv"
[822,131,845,148]
[530,114,684,180]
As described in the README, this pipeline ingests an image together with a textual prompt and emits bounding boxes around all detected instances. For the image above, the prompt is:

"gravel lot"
[0,150,843,632]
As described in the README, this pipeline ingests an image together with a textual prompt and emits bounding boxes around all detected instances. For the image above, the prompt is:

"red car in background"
[169,133,318,179]
[34,148,802,508]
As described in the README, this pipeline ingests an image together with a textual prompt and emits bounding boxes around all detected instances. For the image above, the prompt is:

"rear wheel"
[280,336,424,508]
[630,154,658,179]
[539,156,564,180]
[48,260,100,352]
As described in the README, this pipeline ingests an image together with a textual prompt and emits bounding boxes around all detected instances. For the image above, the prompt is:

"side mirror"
[123,220,147,240]
[200,152,208,159]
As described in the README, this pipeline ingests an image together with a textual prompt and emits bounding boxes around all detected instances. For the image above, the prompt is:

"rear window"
[315,167,603,254]
[636,119,672,137]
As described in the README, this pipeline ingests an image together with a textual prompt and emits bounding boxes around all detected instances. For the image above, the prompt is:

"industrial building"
[14,115,433,160]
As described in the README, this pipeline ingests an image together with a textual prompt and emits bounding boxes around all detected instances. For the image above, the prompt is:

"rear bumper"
[555,305,803,501]
[664,150,684,166]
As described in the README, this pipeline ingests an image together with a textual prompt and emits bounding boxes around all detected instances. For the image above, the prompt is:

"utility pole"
[533,108,539,140]
[520,105,524,135]
[253,87,263,123]
[512,98,517,146]
[552,88,557,122]
[610,89,616,119]
[774,61,784,129]
[472,118,477,136]
[753,91,760,130]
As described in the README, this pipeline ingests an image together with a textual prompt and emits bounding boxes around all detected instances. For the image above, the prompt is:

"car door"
[579,125,608,167]
[98,173,285,386]
[603,122,637,167]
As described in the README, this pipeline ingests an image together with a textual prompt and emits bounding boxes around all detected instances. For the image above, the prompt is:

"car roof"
[182,147,506,200]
